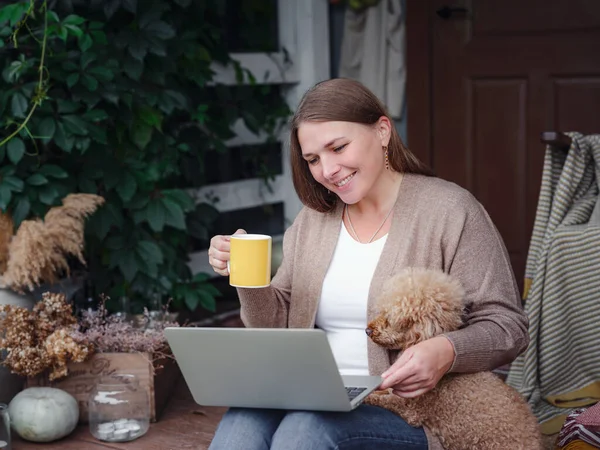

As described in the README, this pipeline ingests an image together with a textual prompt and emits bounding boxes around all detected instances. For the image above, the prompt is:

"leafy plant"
[0,0,291,312]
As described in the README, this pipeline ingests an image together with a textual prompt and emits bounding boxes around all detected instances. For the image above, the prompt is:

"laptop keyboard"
[345,387,367,401]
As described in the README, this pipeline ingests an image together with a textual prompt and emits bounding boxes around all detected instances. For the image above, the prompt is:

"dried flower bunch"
[0,193,105,292]
[0,293,179,381]
[0,292,93,380]
[80,296,179,358]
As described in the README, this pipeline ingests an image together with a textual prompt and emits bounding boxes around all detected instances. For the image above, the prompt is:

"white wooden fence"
[187,0,330,276]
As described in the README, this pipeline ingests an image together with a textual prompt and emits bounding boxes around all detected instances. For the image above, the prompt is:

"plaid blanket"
[558,405,600,448]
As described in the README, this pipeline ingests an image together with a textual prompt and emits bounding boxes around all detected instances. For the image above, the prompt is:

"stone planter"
[0,288,35,404]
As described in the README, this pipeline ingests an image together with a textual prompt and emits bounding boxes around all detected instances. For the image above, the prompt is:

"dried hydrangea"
[0,292,93,380]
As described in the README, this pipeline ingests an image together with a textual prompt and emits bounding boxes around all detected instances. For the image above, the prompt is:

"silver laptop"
[164,327,381,411]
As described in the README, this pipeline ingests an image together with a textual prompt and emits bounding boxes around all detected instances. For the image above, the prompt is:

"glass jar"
[0,403,10,450]
[88,374,150,442]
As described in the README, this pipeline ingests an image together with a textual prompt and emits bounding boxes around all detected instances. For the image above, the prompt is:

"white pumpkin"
[8,387,79,442]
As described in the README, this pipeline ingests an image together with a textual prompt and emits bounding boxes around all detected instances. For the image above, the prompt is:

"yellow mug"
[229,234,272,288]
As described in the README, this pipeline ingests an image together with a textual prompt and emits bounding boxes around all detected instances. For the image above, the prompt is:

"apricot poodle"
[364,268,542,450]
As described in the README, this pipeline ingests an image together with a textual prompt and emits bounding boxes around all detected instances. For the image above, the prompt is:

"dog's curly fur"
[364,268,542,450]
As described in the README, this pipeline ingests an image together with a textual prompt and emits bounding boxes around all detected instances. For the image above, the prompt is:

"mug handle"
[226,260,230,276]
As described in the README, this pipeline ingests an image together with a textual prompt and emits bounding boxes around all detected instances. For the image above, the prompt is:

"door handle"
[436,5,468,19]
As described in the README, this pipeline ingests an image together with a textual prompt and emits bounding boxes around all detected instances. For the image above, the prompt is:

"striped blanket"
[506,133,600,434]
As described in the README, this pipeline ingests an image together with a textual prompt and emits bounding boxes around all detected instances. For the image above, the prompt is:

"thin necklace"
[345,203,394,244]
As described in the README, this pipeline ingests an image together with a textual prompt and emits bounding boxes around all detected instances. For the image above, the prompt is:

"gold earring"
[384,146,389,170]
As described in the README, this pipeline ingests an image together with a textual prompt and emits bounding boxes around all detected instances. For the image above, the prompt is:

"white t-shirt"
[315,222,387,376]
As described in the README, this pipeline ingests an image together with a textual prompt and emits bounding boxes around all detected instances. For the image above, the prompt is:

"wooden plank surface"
[13,376,226,450]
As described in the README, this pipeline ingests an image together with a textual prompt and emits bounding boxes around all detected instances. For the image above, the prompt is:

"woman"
[207,78,529,450]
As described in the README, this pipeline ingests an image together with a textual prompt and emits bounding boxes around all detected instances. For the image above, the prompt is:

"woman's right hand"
[208,229,246,276]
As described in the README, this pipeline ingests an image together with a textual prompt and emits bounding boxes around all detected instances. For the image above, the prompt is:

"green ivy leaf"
[78,34,93,52]
[162,197,186,229]
[66,72,79,88]
[39,184,59,205]
[87,124,108,144]
[127,193,149,210]
[54,123,75,152]
[90,30,108,45]
[82,74,98,91]
[7,138,25,164]
[116,172,137,202]
[192,272,210,283]
[57,99,79,114]
[139,105,162,129]
[131,122,153,149]
[123,57,143,80]
[11,195,30,226]
[63,14,86,26]
[81,52,97,69]
[26,174,49,186]
[62,115,89,136]
[136,253,158,278]
[198,289,217,312]
[88,66,113,82]
[0,166,15,177]
[39,164,68,179]
[119,250,139,282]
[38,117,56,142]
[64,24,83,38]
[57,25,68,42]
[75,137,91,153]
[163,189,195,211]
[88,203,124,240]
[10,92,27,118]
[3,175,24,192]
[146,199,166,231]
[144,21,175,40]
[0,3,26,27]
[84,109,108,122]
[0,145,4,164]
[48,10,60,23]
[0,185,11,210]
[136,241,163,265]
[184,290,199,311]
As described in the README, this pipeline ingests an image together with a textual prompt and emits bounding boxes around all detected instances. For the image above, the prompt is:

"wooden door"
[407,0,600,289]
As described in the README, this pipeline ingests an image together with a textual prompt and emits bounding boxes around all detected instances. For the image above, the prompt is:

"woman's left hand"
[378,336,456,398]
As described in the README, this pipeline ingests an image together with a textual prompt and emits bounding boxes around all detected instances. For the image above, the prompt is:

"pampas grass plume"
[3,193,104,292]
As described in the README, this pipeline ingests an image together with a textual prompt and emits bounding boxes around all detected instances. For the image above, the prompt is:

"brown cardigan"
[237,174,529,449]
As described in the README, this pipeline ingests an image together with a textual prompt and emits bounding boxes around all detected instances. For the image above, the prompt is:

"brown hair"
[290,78,433,212]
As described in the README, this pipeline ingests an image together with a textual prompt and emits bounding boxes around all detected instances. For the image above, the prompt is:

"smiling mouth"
[334,173,355,187]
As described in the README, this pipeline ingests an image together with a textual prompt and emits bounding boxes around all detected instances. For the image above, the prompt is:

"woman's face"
[297,118,391,205]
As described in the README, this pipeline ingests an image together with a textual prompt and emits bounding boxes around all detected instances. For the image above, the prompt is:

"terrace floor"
[13,375,226,450]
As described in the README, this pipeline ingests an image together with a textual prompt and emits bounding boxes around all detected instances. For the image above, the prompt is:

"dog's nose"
[365,327,373,336]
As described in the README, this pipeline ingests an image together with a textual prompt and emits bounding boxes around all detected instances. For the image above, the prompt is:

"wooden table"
[13,376,226,450]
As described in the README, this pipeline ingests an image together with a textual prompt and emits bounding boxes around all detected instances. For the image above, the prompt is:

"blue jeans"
[208,405,428,450]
